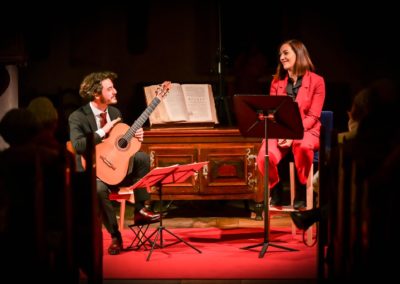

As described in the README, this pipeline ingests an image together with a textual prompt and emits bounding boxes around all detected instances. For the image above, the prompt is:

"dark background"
[1,0,398,137]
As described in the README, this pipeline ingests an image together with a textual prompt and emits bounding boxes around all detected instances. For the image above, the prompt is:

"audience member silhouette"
[350,79,400,279]
[289,79,400,281]
[0,106,74,282]
[27,96,62,150]
[290,84,373,230]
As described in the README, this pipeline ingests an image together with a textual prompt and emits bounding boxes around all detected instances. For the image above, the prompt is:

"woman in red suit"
[256,39,325,209]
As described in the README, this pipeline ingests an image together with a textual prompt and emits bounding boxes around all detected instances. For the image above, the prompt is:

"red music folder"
[160,161,208,184]
[130,161,209,192]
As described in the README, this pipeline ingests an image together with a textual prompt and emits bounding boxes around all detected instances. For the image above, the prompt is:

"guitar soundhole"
[118,138,128,149]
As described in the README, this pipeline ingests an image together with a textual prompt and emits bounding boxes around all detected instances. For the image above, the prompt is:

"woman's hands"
[277,139,293,148]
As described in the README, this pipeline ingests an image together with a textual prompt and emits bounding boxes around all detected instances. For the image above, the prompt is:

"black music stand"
[131,162,208,261]
[233,94,304,258]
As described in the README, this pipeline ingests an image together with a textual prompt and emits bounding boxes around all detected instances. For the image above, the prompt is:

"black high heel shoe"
[290,208,320,230]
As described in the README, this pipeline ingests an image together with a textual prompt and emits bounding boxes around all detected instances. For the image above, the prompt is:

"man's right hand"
[103,117,121,134]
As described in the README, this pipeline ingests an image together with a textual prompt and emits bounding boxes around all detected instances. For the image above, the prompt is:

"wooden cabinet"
[141,128,264,219]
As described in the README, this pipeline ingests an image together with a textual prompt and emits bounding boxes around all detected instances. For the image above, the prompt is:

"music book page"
[144,83,219,127]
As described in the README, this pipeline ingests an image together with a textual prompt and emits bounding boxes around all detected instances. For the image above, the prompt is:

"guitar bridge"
[100,155,116,170]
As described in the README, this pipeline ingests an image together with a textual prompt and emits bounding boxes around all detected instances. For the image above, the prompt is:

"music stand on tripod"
[130,162,208,261]
[233,94,304,258]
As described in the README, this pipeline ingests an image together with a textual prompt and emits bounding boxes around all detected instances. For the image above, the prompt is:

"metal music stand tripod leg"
[146,182,202,261]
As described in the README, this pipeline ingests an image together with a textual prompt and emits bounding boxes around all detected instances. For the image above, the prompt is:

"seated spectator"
[0,107,74,282]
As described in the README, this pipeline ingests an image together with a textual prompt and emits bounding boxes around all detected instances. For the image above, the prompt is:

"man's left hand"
[135,128,144,142]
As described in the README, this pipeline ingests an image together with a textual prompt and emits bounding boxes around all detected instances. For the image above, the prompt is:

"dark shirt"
[286,76,303,101]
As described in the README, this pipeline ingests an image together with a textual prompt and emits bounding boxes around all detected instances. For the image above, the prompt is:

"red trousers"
[257,131,319,188]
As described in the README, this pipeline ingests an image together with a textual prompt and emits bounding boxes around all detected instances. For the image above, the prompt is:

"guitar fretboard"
[122,97,161,143]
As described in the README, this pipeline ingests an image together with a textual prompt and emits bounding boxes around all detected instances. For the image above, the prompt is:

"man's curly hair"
[79,71,117,102]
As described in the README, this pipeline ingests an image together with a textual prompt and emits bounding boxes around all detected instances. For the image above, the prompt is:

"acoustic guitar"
[96,81,171,185]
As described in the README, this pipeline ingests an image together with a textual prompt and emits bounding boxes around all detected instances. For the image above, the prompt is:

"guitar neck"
[124,97,161,140]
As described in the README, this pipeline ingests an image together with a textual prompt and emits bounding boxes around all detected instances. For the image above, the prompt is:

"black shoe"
[134,208,160,224]
[270,182,284,206]
[290,208,320,230]
[293,200,306,210]
[108,236,123,255]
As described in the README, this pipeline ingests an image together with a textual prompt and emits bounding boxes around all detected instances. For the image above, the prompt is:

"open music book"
[144,83,219,127]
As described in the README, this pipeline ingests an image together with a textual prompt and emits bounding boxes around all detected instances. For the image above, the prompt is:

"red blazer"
[270,70,325,138]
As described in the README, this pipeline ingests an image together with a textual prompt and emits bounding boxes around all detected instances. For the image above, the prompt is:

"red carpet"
[103,226,317,280]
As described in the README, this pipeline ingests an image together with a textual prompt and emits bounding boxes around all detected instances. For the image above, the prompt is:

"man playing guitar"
[69,71,170,255]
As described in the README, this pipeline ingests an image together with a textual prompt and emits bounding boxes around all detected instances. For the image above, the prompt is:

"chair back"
[321,110,334,153]
[314,110,334,163]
